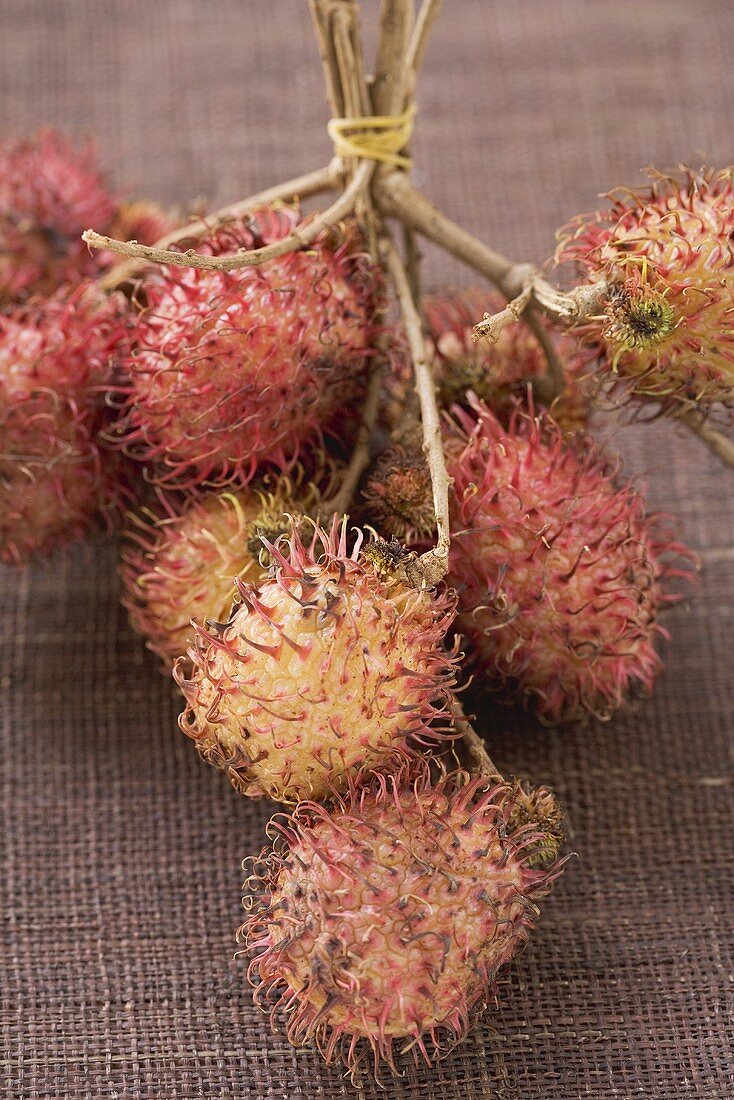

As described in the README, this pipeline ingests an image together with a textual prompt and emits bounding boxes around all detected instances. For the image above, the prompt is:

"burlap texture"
[1,2,733,1097]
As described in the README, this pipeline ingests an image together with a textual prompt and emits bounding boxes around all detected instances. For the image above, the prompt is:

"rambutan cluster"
[556,167,734,410]
[2,116,714,1089]
[241,761,563,1080]
[446,400,692,723]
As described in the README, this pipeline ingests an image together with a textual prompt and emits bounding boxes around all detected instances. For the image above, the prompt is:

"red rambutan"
[240,761,563,1080]
[114,207,381,487]
[555,167,734,410]
[0,282,129,402]
[446,400,692,723]
[174,521,458,802]
[0,129,118,302]
[0,282,130,564]
[0,397,123,565]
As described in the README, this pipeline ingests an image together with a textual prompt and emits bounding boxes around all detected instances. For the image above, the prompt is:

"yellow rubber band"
[327,104,417,169]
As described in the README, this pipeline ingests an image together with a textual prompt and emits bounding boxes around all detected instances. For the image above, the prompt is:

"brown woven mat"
[1,2,733,1097]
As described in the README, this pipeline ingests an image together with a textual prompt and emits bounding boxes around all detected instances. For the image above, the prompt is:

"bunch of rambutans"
[4,128,725,1082]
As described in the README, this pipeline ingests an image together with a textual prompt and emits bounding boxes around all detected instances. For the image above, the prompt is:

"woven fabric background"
[1,2,733,1097]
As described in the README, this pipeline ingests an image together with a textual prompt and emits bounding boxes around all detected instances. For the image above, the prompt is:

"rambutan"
[423,288,590,431]
[240,761,563,1080]
[114,207,381,487]
[174,521,458,802]
[0,283,130,564]
[360,422,434,545]
[121,474,326,667]
[0,282,129,402]
[446,400,692,723]
[0,129,118,302]
[0,397,122,565]
[555,167,734,409]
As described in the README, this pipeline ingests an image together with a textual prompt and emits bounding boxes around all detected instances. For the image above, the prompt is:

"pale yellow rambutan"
[174,521,458,802]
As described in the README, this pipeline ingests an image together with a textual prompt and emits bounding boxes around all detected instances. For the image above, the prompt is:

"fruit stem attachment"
[85,160,373,273]
[322,362,385,518]
[676,409,734,469]
[382,234,451,587]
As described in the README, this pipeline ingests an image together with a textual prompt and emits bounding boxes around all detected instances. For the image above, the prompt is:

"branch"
[322,362,385,518]
[405,0,443,93]
[85,160,373,274]
[97,161,344,290]
[472,275,567,403]
[451,696,501,781]
[382,234,451,587]
[473,279,535,343]
[676,409,734,469]
[375,171,606,323]
[372,0,414,116]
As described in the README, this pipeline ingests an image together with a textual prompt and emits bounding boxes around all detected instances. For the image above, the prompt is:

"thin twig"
[405,0,443,94]
[473,280,535,342]
[97,161,344,290]
[676,409,734,469]
[308,0,347,119]
[322,363,386,518]
[451,696,501,781]
[85,160,373,273]
[403,223,422,302]
[330,1,380,256]
[382,234,451,587]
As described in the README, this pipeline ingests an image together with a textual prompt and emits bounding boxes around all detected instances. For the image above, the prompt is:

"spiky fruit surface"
[115,207,380,487]
[0,282,129,402]
[446,401,691,723]
[556,167,734,409]
[360,423,434,545]
[423,289,589,431]
[0,284,130,564]
[0,398,122,565]
[174,521,458,802]
[0,130,118,302]
[241,762,562,1080]
[121,474,326,666]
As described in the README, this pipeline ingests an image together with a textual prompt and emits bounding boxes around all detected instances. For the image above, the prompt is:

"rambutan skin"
[446,400,693,724]
[0,282,130,402]
[174,521,458,803]
[240,762,563,1080]
[0,398,124,565]
[0,283,131,565]
[555,167,734,409]
[0,130,118,302]
[121,490,265,667]
[113,207,381,487]
[360,423,434,546]
[120,473,327,667]
[423,288,590,431]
